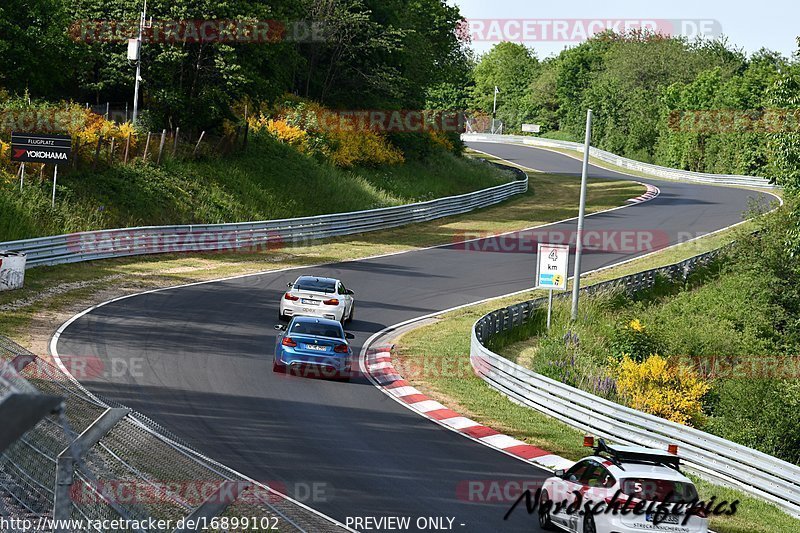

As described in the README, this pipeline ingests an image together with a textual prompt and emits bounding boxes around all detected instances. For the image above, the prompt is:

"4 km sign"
[536,243,569,291]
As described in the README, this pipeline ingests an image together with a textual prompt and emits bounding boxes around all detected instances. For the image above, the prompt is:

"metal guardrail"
[470,250,800,518]
[0,167,527,269]
[464,133,779,189]
[0,337,347,532]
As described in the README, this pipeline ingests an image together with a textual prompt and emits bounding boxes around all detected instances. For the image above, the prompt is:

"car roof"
[587,456,692,482]
[295,275,338,284]
[290,316,342,328]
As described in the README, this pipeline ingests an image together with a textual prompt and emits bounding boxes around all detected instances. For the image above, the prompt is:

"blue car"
[273,316,354,380]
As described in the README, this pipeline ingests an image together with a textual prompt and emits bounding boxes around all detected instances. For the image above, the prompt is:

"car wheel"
[346,303,354,323]
[583,513,597,533]
[278,310,287,321]
[539,491,555,531]
[273,359,286,373]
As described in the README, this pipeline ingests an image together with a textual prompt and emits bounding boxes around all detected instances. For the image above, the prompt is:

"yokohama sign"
[10,132,72,164]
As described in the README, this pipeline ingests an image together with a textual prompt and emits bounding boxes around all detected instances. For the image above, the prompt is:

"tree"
[471,42,538,131]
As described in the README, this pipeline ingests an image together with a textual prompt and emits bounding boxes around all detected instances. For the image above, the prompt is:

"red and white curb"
[628,184,661,204]
[365,346,574,472]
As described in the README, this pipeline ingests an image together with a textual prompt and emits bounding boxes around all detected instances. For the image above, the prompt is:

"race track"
[53,142,775,531]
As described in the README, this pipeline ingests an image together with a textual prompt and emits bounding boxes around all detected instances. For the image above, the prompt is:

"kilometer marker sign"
[536,243,569,291]
[10,132,72,164]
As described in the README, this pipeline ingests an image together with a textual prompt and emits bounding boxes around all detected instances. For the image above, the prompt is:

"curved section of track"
[54,142,775,532]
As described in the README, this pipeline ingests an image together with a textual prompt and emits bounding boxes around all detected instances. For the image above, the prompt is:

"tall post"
[19,163,25,192]
[157,129,167,164]
[51,165,58,208]
[570,109,593,322]
[547,289,553,330]
[132,0,147,124]
[491,86,499,134]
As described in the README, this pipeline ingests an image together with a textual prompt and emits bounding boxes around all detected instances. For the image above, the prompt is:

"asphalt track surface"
[55,142,775,532]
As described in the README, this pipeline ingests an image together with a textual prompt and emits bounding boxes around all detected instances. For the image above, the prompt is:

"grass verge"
[0,139,510,241]
[393,219,800,533]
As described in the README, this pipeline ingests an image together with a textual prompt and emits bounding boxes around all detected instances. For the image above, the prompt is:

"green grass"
[0,138,512,241]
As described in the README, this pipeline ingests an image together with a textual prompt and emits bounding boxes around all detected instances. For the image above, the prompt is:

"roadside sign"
[536,243,569,291]
[522,123,541,133]
[10,132,72,164]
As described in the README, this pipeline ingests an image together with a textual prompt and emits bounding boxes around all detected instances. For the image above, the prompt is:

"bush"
[609,318,663,362]
[249,97,405,168]
[707,378,800,463]
[616,354,710,426]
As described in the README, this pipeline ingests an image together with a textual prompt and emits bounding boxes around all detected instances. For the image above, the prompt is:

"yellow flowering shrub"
[327,130,404,168]
[250,97,404,168]
[428,130,454,153]
[610,317,662,362]
[616,354,709,426]
[0,139,10,168]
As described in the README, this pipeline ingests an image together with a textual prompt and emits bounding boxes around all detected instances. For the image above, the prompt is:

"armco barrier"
[470,250,800,518]
[0,167,527,268]
[0,337,347,532]
[464,133,779,189]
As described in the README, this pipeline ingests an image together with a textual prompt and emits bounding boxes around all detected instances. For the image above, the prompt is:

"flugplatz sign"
[11,132,72,164]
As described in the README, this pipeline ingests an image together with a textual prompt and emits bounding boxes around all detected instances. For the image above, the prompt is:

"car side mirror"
[345,332,355,339]
[554,469,565,479]
[286,282,293,288]
[274,324,286,331]
[346,289,355,295]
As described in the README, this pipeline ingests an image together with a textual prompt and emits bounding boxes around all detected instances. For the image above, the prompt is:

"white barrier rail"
[470,253,800,518]
[464,133,778,189]
[0,167,527,268]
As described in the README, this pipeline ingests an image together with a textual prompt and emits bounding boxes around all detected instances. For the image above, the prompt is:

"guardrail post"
[173,481,251,533]
[53,407,130,530]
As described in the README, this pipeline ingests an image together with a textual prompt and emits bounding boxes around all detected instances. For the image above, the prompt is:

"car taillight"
[323,298,339,306]
[282,337,297,347]
[284,292,299,301]
[334,344,349,353]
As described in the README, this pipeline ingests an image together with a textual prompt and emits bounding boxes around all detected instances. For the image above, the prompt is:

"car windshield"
[295,278,336,293]
[620,478,698,503]
[290,321,344,339]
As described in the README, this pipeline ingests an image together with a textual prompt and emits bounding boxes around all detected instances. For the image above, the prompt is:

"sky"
[451,0,799,60]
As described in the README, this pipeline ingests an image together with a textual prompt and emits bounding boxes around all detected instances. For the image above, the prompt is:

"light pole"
[491,86,499,134]
[131,0,147,124]
[570,109,593,322]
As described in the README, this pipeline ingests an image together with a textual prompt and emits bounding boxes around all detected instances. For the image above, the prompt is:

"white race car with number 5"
[279,276,355,325]
[539,439,711,533]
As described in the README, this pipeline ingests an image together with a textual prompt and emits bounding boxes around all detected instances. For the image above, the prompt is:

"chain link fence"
[0,338,347,532]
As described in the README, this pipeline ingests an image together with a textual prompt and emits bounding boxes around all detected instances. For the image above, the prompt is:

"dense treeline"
[0,0,470,131]
[471,34,800,190]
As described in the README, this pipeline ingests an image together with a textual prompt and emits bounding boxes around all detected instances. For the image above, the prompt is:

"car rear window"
[291,321,344,339]
[620,478,698,503]
[295,278,336,293]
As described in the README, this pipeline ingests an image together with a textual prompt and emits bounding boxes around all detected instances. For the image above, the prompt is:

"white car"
[539,439,709,533]
[279,276,355,324]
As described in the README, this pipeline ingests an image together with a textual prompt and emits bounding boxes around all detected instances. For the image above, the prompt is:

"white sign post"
[536,243,570,330]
